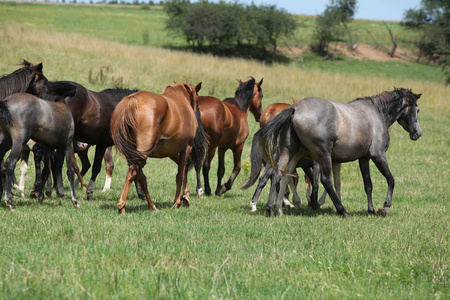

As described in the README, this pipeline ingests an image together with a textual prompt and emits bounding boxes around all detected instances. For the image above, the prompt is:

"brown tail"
[110,95,146,168]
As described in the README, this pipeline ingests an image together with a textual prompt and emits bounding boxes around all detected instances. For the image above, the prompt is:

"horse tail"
[0,100,13,126]
[187,105,208,171]
[110,95,146,168]
[241,106,295,189]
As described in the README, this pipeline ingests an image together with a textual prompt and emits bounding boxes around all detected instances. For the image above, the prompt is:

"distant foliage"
[402,0,450,84]
[311,0,357,57]
[164,0,297,61]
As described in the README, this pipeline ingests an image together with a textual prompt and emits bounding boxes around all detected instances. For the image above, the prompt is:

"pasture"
[0,3,449,299]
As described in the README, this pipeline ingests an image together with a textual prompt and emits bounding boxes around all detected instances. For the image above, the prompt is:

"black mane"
[100,87,139,101]
[0,61,36,100]
[40,81,77,102]
[223,77,256,112]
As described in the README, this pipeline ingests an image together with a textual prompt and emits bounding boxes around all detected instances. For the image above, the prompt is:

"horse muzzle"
[410,129,422,141]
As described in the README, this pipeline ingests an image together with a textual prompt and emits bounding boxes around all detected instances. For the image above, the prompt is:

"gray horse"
[244,88,422,217]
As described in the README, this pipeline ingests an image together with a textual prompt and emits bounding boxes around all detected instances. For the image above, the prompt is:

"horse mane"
[0,61,35,100]
[223,77,256,112]
[40,81,77,102]
[100,87,139,101]
[352,88,413,125]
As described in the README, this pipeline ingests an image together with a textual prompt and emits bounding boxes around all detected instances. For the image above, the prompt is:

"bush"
[164,0,297,60]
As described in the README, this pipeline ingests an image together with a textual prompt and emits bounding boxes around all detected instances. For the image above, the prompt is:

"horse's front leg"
[102,146,114,192]
[4,143,23,211]
[86,145,107,201]
[38,150,53,203]
[63,144,79,208]
[309,161,321,210]
[217,145,243,196]
[359,159,375,214]
[214,147,227,196]
[372,154,395,217]
[31,143,44,198]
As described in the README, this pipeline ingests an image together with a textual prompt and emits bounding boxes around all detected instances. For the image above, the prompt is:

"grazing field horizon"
[0,3,448,298]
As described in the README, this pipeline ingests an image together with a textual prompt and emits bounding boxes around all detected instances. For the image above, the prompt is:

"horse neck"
[0,68,33,100]
[370,94,408,127]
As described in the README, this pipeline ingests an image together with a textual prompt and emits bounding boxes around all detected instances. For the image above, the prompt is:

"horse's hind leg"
[135,168,157,211]
[203,146,217,196]
[86,145,107,201]
[319,156,349,217]
[102,146,114,192]
[250,163,272,212]
[16,148,30,197]
[118,164,139,215]
[172,146,191,208]
[215,148,227,196]
[51,149,66,198]
[216,145,243,196]
[31,143,44,198]
[37,150,52,203]
[0,136,12,205]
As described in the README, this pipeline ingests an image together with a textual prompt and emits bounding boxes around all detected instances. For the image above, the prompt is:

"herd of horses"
[0,60,422,217]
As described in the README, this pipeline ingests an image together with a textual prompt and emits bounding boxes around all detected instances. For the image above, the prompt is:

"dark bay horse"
[110,82,207,214]
[244,88,422,217]
[40,81,138,200]
[245,97,341,212]
[0,91,79,210]
[195,77,263,197]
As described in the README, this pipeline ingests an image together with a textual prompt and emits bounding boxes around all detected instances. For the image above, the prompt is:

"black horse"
[244,88,422,217]
[40,81,139,200]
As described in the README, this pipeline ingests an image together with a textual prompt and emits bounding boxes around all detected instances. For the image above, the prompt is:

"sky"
[196,0,423,22]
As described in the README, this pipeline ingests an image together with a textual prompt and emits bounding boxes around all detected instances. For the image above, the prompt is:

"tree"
[402,0,450,83]
[311,0,357,56]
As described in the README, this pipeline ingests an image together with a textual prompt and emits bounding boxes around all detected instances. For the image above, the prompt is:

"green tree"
[312,0,357,56]
[402,0,450,84]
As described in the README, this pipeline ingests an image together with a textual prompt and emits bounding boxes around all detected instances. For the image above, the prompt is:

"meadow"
[0,2,449,299]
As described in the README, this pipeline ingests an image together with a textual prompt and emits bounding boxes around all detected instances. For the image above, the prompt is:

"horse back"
[260,103,291,127]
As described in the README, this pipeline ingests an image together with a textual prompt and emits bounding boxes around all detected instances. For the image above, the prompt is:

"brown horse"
[110,82,206,215]
[194,77,263,197]
[40,81,138,200]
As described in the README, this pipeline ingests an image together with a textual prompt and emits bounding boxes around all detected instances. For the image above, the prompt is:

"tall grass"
[0,16,448,300]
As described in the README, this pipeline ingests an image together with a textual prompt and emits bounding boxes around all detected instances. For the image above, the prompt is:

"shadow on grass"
[98,199,178,213]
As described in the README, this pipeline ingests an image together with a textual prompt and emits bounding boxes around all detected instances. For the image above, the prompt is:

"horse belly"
[331,139,370,162]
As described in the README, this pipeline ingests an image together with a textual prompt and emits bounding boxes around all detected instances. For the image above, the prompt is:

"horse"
[40,81,139,200]
[110,82,207,215]
[245,97,341,212]
[244,88,422,217]
[0,60,49,195]
[194,77,263,197]
[0,90,79,210]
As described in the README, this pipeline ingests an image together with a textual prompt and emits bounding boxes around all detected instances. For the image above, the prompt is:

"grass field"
[0,2,449,299]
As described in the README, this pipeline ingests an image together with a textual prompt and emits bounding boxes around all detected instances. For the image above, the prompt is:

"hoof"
[376,207,388,217]
[215,185,227,196]
[86,193,94,201]
[181,196,190,207]
[339,211,351,218]
[30,191,39,199]
[7,202,16,211]
[309,201,321,210]
[197,188,203,198]
[250,202,257,212]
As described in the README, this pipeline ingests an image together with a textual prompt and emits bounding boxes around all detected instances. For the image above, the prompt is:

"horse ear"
[36,62,43,72]
[22,59,32,67]
[195,82,202,94]
[291,96,300,103]
[415,93,422,100]
[257,78,263,87]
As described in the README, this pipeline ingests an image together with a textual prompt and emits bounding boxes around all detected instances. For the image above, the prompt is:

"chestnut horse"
[245,88,422,217]
[110,82,207,215]
[195,77,263,197]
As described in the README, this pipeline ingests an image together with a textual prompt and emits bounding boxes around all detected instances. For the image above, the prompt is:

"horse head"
[249,78,263,122]
[182,82,202,111]
[396,88,422,141]
[24,61,48,96]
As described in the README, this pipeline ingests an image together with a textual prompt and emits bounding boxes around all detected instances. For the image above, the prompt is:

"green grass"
[0,2,448,299]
